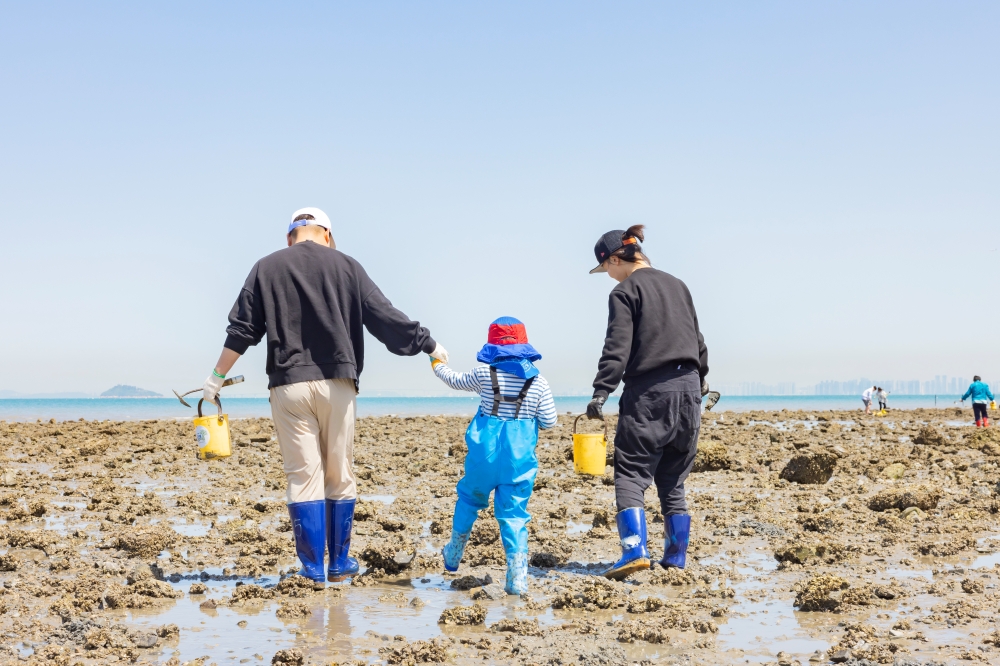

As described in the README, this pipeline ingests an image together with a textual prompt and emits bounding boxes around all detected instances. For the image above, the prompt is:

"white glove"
[203,372,225,404]
[429,342,449,364]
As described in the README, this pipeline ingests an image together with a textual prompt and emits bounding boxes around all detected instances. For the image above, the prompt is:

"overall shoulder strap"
[513,376,536,419]
[489,366,501,416]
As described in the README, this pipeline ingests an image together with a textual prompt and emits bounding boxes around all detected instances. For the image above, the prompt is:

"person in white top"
[861,386,876,415]
[877,388,889,413]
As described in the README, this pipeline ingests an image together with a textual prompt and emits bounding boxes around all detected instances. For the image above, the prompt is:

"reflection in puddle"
[566,521,592,535]
[885,567,933,581]
[125,571,557,663]
[707,545,831,662]
[360,495,396,505]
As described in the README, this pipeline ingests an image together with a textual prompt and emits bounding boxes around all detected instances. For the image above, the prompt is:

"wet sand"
[1,408,1000,665]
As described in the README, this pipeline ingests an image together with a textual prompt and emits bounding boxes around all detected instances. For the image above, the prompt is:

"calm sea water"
[0,394,967,422]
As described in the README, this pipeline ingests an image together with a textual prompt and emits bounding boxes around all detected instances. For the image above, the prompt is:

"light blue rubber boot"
[603,507,650,581]
[288,500,326,585]
[505,552,529,595]
[659,514,691,569]
[442,530,471,572]
[326,499,360,582]
[442,498,479,572]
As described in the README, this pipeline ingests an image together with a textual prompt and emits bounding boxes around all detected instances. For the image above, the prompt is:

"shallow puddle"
[706,544,833,662]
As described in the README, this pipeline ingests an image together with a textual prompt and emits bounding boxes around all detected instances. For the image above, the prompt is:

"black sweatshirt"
[224,241,436,389]
[592,267,708,400]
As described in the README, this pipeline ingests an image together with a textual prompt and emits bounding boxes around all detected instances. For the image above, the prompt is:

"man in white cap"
[203,207,448,586]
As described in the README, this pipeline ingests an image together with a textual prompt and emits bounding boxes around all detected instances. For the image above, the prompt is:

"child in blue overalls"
[430,317,558,595]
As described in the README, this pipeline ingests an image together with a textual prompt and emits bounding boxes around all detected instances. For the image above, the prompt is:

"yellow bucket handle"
[197,396,225,425]
[573,413,608,440]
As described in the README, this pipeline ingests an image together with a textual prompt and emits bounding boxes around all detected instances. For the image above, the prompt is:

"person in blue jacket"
[962,376,995,428]
[430,317,558,595]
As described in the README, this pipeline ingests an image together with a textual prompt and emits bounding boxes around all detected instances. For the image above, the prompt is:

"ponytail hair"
[611,224,648,264]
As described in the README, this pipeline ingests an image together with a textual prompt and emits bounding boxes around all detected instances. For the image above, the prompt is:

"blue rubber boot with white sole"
[603,507,650,581]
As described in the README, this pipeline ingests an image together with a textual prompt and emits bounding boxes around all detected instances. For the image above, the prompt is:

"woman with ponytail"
[586,225,709,580]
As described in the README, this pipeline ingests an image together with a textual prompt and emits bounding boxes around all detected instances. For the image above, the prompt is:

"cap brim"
[589,264,608,274]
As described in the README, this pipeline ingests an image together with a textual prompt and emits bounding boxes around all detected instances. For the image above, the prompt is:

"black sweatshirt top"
[224,241,437,389]
[592,267,708,400]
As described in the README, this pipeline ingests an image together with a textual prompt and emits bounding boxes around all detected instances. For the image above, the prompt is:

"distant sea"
[0,394,968,422]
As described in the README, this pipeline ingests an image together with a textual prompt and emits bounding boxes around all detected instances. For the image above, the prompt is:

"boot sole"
[603,558,650,581]
[327,573,355,583]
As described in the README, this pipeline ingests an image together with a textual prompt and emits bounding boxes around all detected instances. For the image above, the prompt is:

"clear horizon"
[1,2,997,397]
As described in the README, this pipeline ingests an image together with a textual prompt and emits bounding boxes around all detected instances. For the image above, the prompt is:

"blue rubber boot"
[603,507,650,581]
[505,552,529,595]
[442,530,471,572]
[659,514,691,569]
[442,498,480,572]
[287,500,326,585]
[326,499,360,582]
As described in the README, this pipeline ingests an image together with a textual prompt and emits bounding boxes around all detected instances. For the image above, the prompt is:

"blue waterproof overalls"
[452,367,539,556]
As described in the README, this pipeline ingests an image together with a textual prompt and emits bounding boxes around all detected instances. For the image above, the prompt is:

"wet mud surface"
[2,408,1000,665]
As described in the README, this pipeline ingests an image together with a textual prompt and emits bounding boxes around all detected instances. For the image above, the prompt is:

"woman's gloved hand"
[429,342,449,364]
[701,378,710,397]
[203,371,225,404]
[586,395,606,420]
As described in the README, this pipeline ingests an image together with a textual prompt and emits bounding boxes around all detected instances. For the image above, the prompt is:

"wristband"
[213,370,226,379]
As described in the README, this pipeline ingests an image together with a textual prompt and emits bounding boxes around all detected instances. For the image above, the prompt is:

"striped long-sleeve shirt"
[433,363,558,429]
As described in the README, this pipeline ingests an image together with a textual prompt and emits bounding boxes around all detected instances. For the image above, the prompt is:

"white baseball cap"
[288,207,332,234]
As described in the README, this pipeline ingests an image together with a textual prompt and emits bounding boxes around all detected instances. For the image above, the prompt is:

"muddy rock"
[438,603,487,625]
[450,574,492,590]
[551,578,627,611]
[780,451,837,484]
[271,648,304,665]
[867,485,941,512]
[881,462,906,479]
[912,426,947,446]
[275,601,312,618]
[470,583,506,601]
[693,440,731,472]
[794,574,850,611]
[491,617,545,636]
[381,638,449,665]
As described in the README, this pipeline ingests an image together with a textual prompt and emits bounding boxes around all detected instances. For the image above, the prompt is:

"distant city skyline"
[714,375,997,397]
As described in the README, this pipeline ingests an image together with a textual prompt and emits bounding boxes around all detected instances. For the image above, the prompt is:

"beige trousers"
[270,378,357,504]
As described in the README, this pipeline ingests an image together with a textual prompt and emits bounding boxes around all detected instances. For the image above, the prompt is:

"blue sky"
[1,2,997,396]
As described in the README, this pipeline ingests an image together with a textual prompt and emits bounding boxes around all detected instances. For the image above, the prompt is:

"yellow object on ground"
[194,398,233,460]
[573,414,608,476]
[992,401,997,410]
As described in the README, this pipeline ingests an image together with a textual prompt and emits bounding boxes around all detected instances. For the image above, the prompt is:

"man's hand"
[586,395,606,420]
[203,371,225,404]
[429,342,449,364]
[701,378,710,397]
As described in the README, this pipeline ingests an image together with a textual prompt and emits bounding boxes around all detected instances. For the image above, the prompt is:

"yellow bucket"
[992,401,997,411]
[193,397,233,460]
[573,414,608,476]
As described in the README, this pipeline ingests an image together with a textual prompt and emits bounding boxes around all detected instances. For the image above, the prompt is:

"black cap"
[590,229,626,274]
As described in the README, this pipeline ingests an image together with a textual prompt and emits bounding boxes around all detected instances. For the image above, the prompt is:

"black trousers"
[974,403,988,421]
[613,366,701,516]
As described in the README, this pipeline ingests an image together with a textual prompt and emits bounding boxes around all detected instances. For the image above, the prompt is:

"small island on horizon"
[100,385,162,398]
